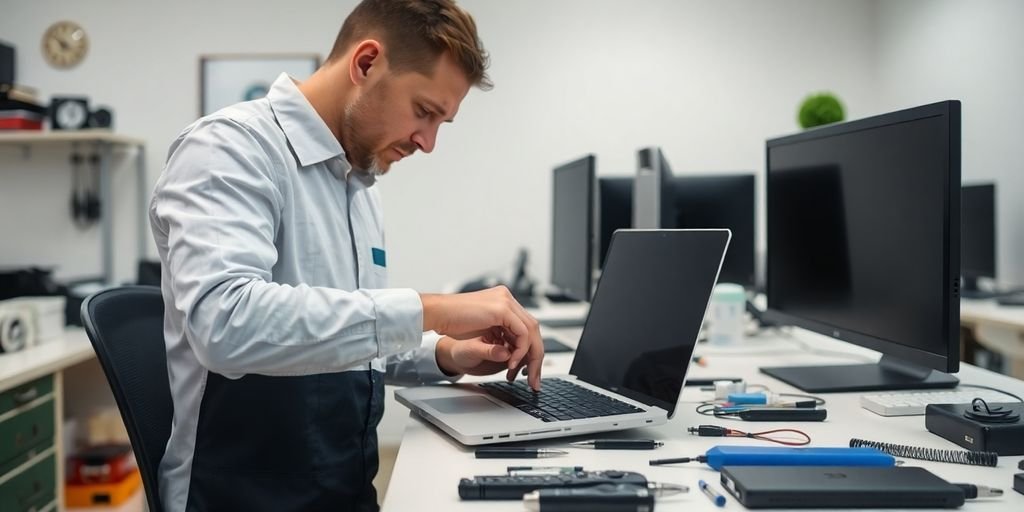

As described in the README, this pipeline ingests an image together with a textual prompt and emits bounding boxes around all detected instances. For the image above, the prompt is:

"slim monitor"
[632,147,676,229]
[598,177,633,270]
[673,174,756,287]
[761,101,961,392]
[961,183,996,296]
[551,155,596,302]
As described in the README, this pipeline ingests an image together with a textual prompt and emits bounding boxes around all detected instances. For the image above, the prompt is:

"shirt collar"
[266,73,345,167]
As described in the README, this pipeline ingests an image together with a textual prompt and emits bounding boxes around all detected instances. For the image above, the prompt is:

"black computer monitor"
[598,177,633,270]
[961,183,996,296]
[632,147,676,229]
[551,155,595,301]
[761,100,961,393]
[673,174,756,287]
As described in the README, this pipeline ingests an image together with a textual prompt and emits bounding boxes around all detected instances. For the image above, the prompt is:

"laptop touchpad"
[424,396,503,414]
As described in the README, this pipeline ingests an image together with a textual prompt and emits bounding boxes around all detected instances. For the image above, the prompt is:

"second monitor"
[551,155,596,302]
[601,162,755,288]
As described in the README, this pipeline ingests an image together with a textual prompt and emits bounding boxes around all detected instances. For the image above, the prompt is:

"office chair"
[81,285,170,512]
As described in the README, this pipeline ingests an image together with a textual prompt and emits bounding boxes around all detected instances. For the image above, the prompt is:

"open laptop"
[395,229,730,445]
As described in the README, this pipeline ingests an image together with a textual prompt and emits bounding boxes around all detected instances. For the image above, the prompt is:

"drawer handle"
[19,480,45,506]
[13,387,39,405]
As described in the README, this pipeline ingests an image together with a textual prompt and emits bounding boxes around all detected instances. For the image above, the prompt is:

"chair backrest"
[81,285,171,512]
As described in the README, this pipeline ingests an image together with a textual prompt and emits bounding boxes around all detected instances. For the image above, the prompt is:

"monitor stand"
[760,355,959,393]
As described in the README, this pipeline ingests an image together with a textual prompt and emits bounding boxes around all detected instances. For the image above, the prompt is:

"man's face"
[342,52,471,175]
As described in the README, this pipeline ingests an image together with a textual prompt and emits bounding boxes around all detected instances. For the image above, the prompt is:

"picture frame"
[199,53,320,116]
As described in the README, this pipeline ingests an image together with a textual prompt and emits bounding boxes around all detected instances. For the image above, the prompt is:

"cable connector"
[688,425,729,437]
[954,483,1003,499]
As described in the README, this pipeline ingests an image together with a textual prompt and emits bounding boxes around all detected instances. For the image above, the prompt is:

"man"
[149,1,543,510]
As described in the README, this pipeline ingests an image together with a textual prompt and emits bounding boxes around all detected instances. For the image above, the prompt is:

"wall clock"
[42,20,89,69]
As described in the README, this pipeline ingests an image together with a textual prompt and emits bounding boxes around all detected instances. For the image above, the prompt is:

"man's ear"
[349,40,383,86]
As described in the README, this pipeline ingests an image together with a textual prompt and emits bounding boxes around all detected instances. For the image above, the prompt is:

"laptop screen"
[569,229,729,415]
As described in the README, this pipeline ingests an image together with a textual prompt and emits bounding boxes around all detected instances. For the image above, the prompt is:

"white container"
[3,296,66,344]
[707,283,746,345]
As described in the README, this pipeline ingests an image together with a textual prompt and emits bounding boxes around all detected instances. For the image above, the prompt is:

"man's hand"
[435,332,514,378]
[421,286,544,390]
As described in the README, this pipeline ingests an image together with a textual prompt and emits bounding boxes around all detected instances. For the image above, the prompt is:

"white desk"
[962,299,1024,378]
[383,328,1024,511]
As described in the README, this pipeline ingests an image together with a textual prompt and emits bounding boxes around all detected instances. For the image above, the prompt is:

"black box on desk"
[0,41,13,85]
[925,402,1024,455]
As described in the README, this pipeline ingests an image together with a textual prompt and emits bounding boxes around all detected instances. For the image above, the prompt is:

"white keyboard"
[859,389,1016,416]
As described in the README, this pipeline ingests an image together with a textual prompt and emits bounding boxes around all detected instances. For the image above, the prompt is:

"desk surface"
[961,298,1024,330]
[0,327,94,390]
[383,328,1024,511]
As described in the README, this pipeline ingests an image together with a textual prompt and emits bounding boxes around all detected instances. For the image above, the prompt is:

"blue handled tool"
[727,392,768,405]
[649,445,895,471]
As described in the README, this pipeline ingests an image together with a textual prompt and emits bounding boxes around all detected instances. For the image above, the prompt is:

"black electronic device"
[50,96,90,130]
[761,100,961,392]
[720,466,966,509]
[597,177,632,270]
[524,483,653,511]
[925,401,1024,455]
[996,293,1024,307]
[632,147,675,229]
[88,106,113,129]
[735,408,827,422]
[1014,473,1023,496]
[457,248,538,307]
[458,470,647,500]
[673,174,756,287]
[137,260,161,287]
[961,183,996,297]
[550,155,595,302]
[0,267,60,300]
[0,41,14,85]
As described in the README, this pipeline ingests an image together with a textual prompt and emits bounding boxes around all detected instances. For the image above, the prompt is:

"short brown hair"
[328,0,491,90]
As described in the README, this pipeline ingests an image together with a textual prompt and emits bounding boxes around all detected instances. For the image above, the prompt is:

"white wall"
[1,0,881,289]
[873,0,1024,288]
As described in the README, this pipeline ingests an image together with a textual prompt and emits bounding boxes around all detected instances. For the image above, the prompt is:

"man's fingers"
[501,305,532,369]
[525,346,543,390]
[474,340,510,362]
[504,294,544,390]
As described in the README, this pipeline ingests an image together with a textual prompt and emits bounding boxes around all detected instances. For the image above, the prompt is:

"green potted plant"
[798,92,845,129]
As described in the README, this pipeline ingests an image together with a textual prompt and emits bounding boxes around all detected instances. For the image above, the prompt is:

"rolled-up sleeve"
[151,118,423,377]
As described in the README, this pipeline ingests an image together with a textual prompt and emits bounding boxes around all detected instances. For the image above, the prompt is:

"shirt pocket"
[368,247,388,287]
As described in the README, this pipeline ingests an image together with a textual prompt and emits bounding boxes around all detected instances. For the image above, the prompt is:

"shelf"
[0,129,144,146]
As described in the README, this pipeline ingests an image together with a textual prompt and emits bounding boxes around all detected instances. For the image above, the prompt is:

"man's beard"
[342,84,388,176]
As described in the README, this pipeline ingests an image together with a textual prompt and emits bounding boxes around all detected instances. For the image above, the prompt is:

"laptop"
[395,229,730,445]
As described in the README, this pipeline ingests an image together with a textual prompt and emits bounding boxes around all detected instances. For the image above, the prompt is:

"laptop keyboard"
[478,378,644,422]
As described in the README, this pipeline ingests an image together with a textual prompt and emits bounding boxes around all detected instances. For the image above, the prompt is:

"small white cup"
[707,283,746,345]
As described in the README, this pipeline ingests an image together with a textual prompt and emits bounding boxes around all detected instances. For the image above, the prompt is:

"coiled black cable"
[849,438,998,467]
